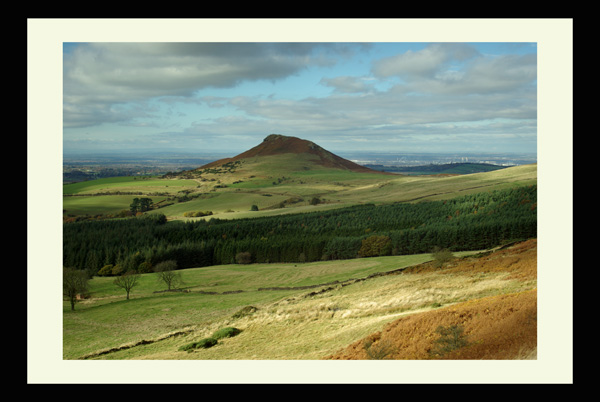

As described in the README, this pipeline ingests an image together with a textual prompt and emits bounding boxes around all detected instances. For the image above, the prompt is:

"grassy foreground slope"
[64,240,536,360]
[64,252,437,359]
[326,239,537,360]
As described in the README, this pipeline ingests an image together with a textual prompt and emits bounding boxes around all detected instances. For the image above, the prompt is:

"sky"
[62,41,538,156]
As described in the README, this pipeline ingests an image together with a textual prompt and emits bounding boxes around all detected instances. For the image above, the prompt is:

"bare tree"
[154,260,183,290]
[63,267,90,311]
[113,270,141,300]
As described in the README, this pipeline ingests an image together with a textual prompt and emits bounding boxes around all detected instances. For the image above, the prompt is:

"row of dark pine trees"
[63,185,537,274]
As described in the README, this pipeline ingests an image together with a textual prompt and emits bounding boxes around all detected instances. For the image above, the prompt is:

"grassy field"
[63,159,537,221]
[63,195,167,216]
[63,245,537,360]
[63,176,198,195]
[64,252,435,359]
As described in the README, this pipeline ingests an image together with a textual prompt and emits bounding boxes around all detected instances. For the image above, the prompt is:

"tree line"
[63,185,537,275]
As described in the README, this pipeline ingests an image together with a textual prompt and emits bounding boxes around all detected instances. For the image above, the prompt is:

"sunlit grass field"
[63,162,537,221]
[63,176,198,195]
[63,195,167,216]
[64,253,437,359]
[63,247,534,360]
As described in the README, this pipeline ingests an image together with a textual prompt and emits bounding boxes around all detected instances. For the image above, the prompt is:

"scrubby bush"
[212,327,242,340]
[97,264,114,276]
[178,337,218,352]
[363,338,397,360]
[428,324,469,357]
[137,261,153,273]
[432,247,455,268]
[111,264,124,276]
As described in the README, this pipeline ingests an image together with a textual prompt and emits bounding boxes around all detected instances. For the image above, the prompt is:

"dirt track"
[325,239,537,360]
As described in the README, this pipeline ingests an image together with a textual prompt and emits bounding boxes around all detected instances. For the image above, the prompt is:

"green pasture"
[83,253,436,300]
[203,201,358,220]
[227,154,386,182]
[62,163,537,221]
[63,176,198,195]
[63,195,167,216]
[63,176,137,195]
[155,191,291,218]
[333,164,538,204]
[63,253,434,359]
[63,249,493,360]
[225,156,386,191]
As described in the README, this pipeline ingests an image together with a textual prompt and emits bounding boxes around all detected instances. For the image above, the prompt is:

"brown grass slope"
[199,134,389,174]
[325,239,537,360]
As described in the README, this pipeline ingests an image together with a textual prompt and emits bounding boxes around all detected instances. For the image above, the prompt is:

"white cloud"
[372,43,536,96]
[372,43,479,79]
[63,42,362,128]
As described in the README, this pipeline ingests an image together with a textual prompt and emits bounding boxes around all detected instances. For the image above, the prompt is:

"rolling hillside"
[63,134,537,222]
[326,239,537,360]
[64,239,537,360]
[62,134,539,363]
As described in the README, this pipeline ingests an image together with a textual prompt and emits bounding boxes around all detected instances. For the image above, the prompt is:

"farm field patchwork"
[63,163,537,221]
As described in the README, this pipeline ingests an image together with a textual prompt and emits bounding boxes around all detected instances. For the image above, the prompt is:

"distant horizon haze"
[63,147,537,168]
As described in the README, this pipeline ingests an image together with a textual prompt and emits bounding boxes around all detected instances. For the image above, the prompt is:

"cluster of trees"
[130,197,153,214]
[63,186,537,275]
[64,260,184,310]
